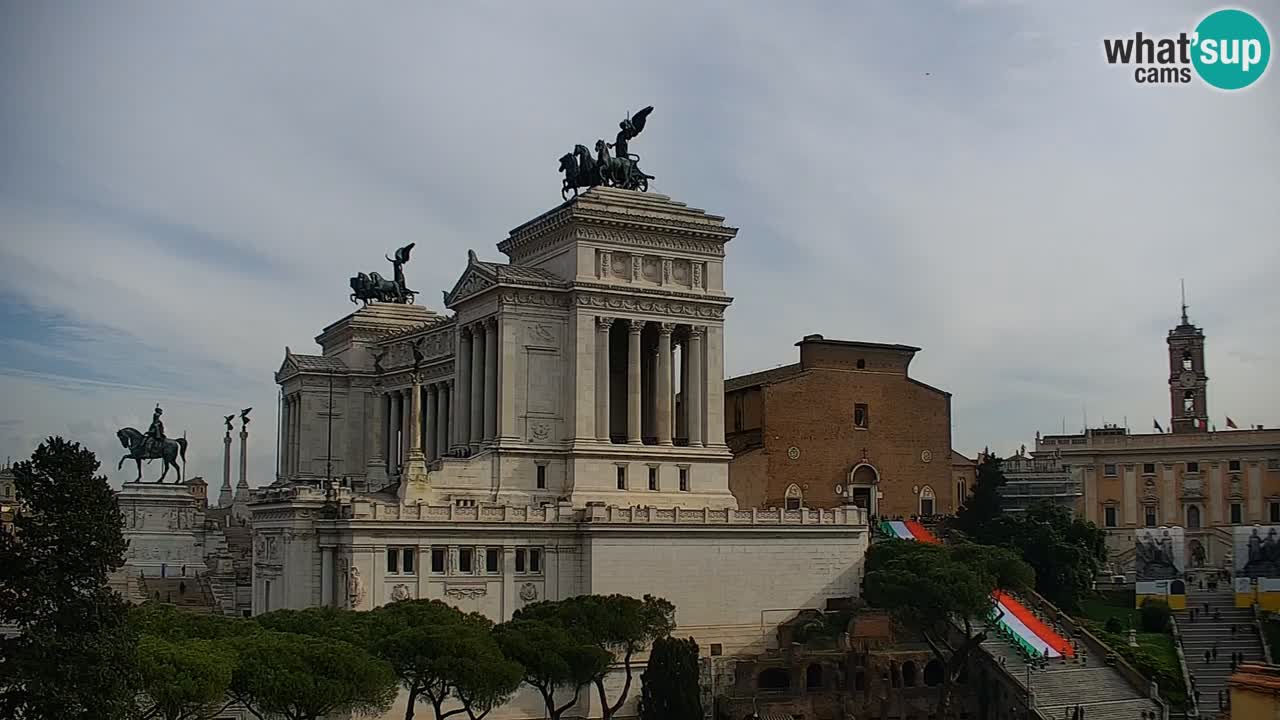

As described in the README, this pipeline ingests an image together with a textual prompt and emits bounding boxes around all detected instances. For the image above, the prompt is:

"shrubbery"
[1139,598,1172,633]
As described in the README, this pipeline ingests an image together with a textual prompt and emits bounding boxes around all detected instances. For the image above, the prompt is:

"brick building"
[724,334,956,517]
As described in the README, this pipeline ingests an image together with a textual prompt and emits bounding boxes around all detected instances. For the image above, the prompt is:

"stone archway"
[784,483,802,511]
[918,485,936,517]
[848,463,879,516]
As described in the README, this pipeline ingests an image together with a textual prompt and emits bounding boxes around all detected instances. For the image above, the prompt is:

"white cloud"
[0,1,1277,482]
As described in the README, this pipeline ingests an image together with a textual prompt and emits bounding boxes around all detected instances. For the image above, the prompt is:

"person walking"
[1205,649,1212,664]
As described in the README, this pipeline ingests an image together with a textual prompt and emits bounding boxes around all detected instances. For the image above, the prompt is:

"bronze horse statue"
[116,427,188,483]
[559,143,603,199]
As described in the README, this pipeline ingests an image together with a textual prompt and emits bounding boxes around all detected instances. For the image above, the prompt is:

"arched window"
[784,484,802,511]
[901,660,917,687]
[919,486,936,516]
[957,479,966,504]
[806,664,823,689]
[1187,504,1202,529]
[1182,350,1193,371]
[1183,390,1195,413]
[757,667,790,690]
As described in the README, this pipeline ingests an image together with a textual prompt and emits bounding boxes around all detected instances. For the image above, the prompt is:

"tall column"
[424,385,438,462]
[657,323,674,446]
[469,322,485,449]
[238,422,249,488]
[320,547,334,607]
[284,396,294,476]
[455,328,473,453]
[436,382,450,459]
[401,388,412,468]
[368,391,387,480]
[484,318,498,443]
[645,344,658,441]
[220,429,233,505]
[687,326,704,447]
[278,401,289,478]
[626,320,644,444]
[595,317,613,441]
[291,396,300,475]
[407,381,425,467]
[678,338,689,441]
[389,391,402,475]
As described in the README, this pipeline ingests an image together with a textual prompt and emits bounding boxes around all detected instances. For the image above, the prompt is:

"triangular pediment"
[443,254,498,307]
[276,347,299,380]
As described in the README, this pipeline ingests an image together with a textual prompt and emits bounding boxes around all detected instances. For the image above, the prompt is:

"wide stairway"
[139,575,216,614]
[1175,587,1265,718]
[980,622,1161,720]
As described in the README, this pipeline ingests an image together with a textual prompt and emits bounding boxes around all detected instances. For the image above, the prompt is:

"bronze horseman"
[559,105,656,199]
[117,404,188,483]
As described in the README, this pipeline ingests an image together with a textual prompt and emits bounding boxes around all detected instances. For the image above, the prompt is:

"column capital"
[627,319,646,333]
[687,325,705,340]
[596,316,615,331]
[656,322,676,337]
[484,315,498,329]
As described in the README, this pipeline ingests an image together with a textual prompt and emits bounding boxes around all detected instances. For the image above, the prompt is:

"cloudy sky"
[1,1,1276,489]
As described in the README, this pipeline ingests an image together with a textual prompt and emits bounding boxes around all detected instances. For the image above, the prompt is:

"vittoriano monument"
[349,242,417,305]
[117,404,189,483]
[559,105,656,199]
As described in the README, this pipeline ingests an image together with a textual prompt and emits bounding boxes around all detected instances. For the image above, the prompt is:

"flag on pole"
[1153,418,1163,433]
[1226,417,1238,429]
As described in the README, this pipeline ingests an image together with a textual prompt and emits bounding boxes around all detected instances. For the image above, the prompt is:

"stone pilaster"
[687,326,704,447]
[388,391,401,476]
[436,382,450,462]
[657,323,674,446]
[455,327,472,453]
[484,317,498,443]
[595,316,612,441]
[424,385,438,463]
[626,319,644,444]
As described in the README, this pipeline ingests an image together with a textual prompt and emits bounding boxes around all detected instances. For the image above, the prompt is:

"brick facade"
[725,334,956,517]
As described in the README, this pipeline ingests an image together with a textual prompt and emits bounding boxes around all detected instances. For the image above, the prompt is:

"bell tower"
[1168,283,1208,434]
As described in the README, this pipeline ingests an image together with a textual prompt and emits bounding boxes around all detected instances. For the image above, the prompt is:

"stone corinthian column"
[469,322,485,450]
[436,382,450,461]
[455,328,472,453]
[483,318,498,443]
[424,384,438,463]
[595,316,613,441]
[626,319,644,444]
[657,323,674,446]
[687,326,704,447]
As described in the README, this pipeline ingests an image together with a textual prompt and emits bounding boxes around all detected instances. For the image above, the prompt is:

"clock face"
[1179,371,1198,389]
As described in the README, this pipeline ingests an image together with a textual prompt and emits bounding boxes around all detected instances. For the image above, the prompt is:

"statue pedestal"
[116,482,206,579]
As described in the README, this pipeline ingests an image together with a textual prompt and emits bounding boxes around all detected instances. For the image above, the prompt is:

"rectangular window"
[1104,506,1117,528]
[1270,502,1280,523]
[1104,464,1117,477]
[529,548,543,574]
[1229,459,1241,472]
[430,547,446,574]
[485,548,500,574]
[1187,461,1200,473]
[616,465,626,490]
[1231,503,1243,524]
[458,548,474,574]
[648,466,658,491]
[386,548,399,574]
[536,465,547,489]
[1144,506,1157,527]
[514,548,543,575]
[402,548,415,575]
[679,467,689,492]
[853,403,869,429]
[515,548,526,573]
[1143,463,1156,475]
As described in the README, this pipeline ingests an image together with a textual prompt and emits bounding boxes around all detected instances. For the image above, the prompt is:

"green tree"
[638,636,703,720]
[369,599,518,720]
[135,634,237,720]
[954,451,1006,535]
[228,631,397,720]
[864,540,1033,716]
[516,594,676,720]
[980,501,1107,611]
[494,619,611,719]
[0,437,138,720]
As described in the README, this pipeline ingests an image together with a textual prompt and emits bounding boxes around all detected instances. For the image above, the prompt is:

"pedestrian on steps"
[1205,649,1212,664]
[1232,623,1237,636]
[1212,645,1218,662]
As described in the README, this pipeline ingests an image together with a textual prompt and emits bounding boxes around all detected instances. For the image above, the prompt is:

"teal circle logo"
[1192,9,1270,90]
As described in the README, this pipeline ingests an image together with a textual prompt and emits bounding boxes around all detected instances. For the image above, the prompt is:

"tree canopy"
[493,619,611,719]
[975,500,1108,611]
[0,437,138,720]
[638,635,702,720]
[953,452,1006,535]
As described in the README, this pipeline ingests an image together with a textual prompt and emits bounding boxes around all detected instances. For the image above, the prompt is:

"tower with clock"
[1168,290,1208,434]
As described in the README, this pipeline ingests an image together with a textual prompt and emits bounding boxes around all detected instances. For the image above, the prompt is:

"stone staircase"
[139,575,217,614]
[981,624,1161,720]
[1174,588,1265,718]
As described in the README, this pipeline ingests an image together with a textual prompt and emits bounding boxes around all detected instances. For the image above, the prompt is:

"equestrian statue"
[559,105,655,199]
[117,404,188,483]
[350,242,417,306]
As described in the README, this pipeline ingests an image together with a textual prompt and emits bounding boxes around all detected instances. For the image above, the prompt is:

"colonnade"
[595,317,710,447]
[371,379,454,476]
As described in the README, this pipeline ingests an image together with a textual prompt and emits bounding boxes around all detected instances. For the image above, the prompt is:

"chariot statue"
[116,404,188,483]
[559,106,655,199]
[350,243,417,305]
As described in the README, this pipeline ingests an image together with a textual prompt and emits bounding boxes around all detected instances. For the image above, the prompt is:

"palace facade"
[255,187,869,718]
[1034,308,1280,568]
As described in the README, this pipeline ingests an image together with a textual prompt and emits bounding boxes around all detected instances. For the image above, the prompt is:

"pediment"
[276,347,299,380]
[443,263,497,307]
